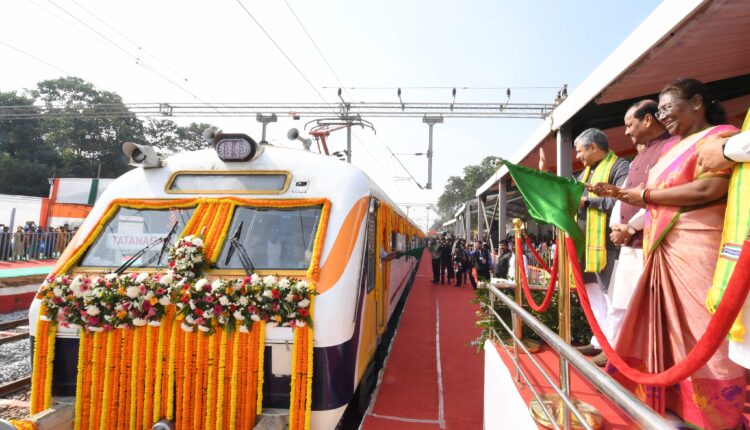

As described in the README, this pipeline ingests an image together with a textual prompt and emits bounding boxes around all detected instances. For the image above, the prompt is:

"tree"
[145,119,216,154]
[435,156,501,224]
[31,77,146,178]
[0,91,60,196]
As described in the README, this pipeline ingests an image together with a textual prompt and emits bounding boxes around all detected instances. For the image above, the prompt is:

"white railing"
[486,281,675,430]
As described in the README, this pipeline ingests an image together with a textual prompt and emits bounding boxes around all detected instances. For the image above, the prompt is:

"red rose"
[271,289,281,299]
[298,308,309,317]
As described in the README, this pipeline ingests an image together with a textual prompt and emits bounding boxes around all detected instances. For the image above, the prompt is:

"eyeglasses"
[655,99,688,120]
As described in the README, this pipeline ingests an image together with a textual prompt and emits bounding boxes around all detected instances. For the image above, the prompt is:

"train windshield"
[79,207,195,268]
[216,206,322,270]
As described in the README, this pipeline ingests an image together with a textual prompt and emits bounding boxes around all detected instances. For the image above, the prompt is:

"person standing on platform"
[473,239,491,282]
[428,238,441,284]
[494,240,512,279]
[438,236,454,284]
[12,226,25,261]
[572,129,630,358]
[590,100,673,367]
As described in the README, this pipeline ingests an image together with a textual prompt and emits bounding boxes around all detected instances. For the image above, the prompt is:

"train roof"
[72,143,422,253]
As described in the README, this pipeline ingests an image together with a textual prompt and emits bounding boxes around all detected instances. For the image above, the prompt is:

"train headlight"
[213,133,264,162]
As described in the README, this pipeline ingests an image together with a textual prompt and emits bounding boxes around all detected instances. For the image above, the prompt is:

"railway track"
[0,318,28,331]
[0,376,31,397]
[0,318,29,346]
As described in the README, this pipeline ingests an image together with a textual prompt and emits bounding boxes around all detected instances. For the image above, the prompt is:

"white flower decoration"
[136,272,149,284]
[126,286,141,299]
[86,305,100,316]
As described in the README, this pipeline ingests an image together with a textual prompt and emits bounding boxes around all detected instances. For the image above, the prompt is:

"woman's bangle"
[643,189,653,205]
[640,189,648,204]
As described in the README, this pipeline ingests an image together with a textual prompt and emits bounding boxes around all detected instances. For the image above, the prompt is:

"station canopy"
[477,0,750,219]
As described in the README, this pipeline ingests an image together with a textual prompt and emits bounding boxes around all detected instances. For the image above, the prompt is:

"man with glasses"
[571,128,629,360]
[590,100,673,366]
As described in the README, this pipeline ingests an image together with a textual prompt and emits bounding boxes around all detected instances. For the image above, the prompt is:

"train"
[28,132,424,429]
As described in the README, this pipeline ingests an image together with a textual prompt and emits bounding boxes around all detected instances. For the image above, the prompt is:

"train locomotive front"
[27,133,423,429]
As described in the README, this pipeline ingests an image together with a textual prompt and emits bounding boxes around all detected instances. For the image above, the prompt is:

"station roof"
[477,0,750,198]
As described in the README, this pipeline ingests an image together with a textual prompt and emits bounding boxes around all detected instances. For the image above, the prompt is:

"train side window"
[79,206,195,268]
[216,206,322,270]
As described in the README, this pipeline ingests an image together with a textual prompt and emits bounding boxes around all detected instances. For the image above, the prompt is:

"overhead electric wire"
[282,0,412,191]
[0,40,73,76]
[283,0,422,189]
[234,0,336,113]
[44,0,205,101]
[67,0,218,102]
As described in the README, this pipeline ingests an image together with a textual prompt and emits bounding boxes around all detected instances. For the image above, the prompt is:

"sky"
[0,0,661,230]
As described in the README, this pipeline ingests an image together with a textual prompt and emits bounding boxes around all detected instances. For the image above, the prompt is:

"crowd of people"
[0,222,76,261]
[537,78,750,429]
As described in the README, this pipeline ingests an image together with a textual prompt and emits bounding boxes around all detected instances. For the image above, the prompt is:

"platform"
[361,252,484,430]
[0,259,52,313]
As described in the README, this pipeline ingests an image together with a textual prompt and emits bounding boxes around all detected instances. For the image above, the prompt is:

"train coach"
[27,132,424,430]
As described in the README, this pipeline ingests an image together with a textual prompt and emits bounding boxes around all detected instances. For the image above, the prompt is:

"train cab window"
[216,206,322,270]
[166,172,290,194]
[79,207,195,268]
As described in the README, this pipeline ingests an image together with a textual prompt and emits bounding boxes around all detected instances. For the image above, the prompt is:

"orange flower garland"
[35,196,334,430]
[73,330,87,430]
[8,420,37,430]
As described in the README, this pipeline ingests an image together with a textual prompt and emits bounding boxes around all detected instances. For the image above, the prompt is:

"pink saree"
[609,125,745,429]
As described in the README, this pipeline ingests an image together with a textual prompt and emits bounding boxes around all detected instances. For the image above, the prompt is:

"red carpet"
[362,253,484,429]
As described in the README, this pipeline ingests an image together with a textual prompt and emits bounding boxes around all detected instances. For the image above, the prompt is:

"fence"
[0,231,72,261]
[486,282,674,429]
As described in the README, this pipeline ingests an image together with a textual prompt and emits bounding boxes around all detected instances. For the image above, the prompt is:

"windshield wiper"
[225,221,254,275]
[114,222,178,275]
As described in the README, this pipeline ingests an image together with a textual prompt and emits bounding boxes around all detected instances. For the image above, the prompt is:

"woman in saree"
[603,78,744,429]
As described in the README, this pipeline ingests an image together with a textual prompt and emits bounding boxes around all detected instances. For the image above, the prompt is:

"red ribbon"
[566,236,750,386]
[515,236,559,312]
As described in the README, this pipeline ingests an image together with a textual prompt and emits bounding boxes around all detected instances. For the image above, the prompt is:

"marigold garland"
[99,331,115,430]
[152,319,166,423]
[227,328,239,429]
[128,327,141,430]
[142,325,155,429]
[34,196,334,430]
[74,330,87,430]
[204,329,217,430]
[256,321,266,416]
[8,420,37,430]
[214,328,228,430]
[165,311,178,420]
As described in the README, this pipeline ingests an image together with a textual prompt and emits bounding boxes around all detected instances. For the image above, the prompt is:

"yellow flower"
[225,286,234,295]
[149,296,159,306]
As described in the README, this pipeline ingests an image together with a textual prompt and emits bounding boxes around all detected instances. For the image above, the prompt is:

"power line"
[41,0,203,101]
[282,0,415,188]
[0,40,73,76]
[67,0,219,102]
[234,0,336,112]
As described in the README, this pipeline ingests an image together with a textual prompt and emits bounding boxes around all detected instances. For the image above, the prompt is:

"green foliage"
[436,155,501,223]
[0,77,220,197]
[471,285,592,352]
[145,119,217,154]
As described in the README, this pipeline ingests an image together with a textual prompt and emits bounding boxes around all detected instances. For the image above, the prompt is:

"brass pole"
[512,218,525,340]
[557,227,572,430]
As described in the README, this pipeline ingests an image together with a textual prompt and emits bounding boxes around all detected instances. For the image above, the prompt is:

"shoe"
[592,352,608,367]
[574,344,602,356]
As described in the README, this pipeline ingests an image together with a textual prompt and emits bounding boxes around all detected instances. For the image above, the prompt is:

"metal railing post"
[556,228,572,430]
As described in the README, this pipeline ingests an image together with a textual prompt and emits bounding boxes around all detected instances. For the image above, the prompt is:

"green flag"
[499,159,585,255]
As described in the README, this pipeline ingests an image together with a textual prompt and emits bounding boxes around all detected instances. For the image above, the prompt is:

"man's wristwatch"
[626,224,637,235]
